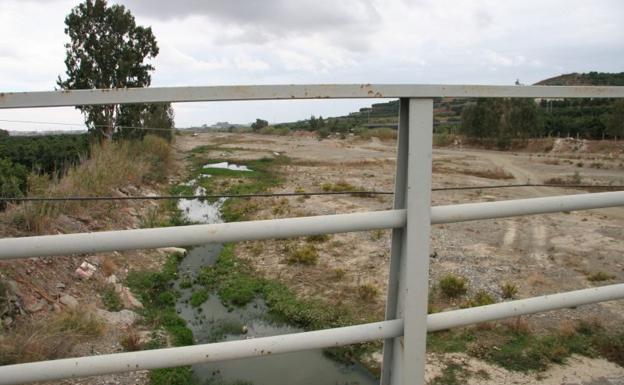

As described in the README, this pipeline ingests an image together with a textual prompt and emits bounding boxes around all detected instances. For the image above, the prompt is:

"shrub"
[120,328,142,351]
[501,283,518,299]
[286,244,319,265]
[102,285,123,311]
[333,268,346,280]
[358,284,379,301]
[433,133,455,147]
[462,290,495,308]
[586,271,615,282]
[439,274,468,298]
[317,127,330,140]
[306,234,330,243]
[0,158,28,205]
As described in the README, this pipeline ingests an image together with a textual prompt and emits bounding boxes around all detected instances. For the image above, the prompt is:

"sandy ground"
[176,132,624,384]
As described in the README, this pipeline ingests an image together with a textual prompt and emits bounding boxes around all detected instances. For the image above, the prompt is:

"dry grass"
[461,167,514,180]
[2,135,173,234]
[120,327,142,352]
[0,308,104,365]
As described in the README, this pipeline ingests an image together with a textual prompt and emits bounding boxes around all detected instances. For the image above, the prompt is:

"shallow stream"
[174,179,377,385]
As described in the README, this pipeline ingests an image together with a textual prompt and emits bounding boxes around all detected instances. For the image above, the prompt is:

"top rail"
[1,84,624,109]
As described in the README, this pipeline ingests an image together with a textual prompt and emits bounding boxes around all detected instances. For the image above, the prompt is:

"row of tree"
[461,98,624,148]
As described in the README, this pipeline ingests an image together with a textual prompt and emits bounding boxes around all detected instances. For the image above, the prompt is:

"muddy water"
[175,194,378,385]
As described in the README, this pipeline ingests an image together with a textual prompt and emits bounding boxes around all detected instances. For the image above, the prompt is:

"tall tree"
[605,100,624,140]
[57,0,159,140]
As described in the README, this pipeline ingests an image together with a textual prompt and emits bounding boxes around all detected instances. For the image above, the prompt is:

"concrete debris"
[75,261,97,279]
[157,247,187,256]
[105,274,118,285]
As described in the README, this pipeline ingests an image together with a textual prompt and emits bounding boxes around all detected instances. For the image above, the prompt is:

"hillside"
[535,72,624,86]
[271,72,624,140]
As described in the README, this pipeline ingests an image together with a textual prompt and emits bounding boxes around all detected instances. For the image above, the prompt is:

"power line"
[1,184,622,202]
[0,118,179,132]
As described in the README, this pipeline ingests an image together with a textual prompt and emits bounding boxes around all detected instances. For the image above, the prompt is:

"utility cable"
[1,183,623,202]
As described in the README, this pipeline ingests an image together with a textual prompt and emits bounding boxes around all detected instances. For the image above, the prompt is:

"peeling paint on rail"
[0,84,623,109]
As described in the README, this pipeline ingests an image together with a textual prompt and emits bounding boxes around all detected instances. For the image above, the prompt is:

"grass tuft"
[439,274,468,298]
[286,244,319,265]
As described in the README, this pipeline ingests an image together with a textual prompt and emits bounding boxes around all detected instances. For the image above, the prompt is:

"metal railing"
[1,84,624,385]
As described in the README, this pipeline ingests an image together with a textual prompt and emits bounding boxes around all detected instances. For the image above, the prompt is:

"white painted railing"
[1,84,623,385]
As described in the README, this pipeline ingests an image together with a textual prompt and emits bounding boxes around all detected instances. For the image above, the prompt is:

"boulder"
[25,299,46,313]
[59,294,79,309]
[96,309,139,327]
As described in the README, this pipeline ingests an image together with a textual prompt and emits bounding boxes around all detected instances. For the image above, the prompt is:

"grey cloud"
[121,0,376,31]
[120,0,379,51]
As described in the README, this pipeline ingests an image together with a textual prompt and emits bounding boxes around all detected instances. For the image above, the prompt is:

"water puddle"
[203,162,253,172]
[173,173,377,385]
[177,186,225,224]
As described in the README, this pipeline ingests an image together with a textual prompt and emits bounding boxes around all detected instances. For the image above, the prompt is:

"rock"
[56,282,66,290]
[96,309,140,327]
[241,325,248,334]
[157,247,187,256]
[118,286,143,309]
[60,294,79,309]
[5,280,22,298]
[106,275,118,285]
[25,299,46,313]
[75,260,97,279]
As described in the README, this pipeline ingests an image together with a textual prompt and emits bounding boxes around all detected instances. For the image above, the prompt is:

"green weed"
[439,274,468,298]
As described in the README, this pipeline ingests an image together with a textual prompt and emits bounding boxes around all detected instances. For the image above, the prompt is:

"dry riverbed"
[177,132,624,384]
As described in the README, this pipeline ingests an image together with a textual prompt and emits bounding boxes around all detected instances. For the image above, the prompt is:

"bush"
[586,271,615,282]
[306,234,330,243]
[357,284,379,301]
[439,274,468,298]
[500,283,518,299]
[433,133,455,147]
[317,127,330,140]
[462,290,495,308]
[286,244,319,265]
[120,328,142,351]
[102,285,123,311]
[0,158,28,207]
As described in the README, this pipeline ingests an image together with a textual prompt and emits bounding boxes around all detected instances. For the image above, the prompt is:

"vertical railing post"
[381,98,433,385]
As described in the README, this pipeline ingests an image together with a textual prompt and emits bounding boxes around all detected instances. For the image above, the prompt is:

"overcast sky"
[1,0,623,131]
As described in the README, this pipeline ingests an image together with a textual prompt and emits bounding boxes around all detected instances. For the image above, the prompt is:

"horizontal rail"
[430,190,624,224]
[2,284,623,384]
[1,191,623,260]
[428,283,624,331]
[0,320,404,385]
[1,84,624,109]
[0,210,406,259]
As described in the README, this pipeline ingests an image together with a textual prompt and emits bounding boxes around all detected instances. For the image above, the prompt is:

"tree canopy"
[57,0,160,140]
[461,98,542,149]
[251,119,269,132]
